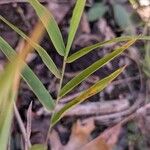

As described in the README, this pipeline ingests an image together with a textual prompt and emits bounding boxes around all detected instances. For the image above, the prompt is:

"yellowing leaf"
[51,67,125,126]
[60,39,137,98]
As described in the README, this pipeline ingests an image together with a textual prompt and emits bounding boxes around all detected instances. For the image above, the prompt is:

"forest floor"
[0,0,150,150]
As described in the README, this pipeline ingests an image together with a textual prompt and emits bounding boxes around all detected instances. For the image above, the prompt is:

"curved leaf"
[66,36,150,63]
[28,0,65,56]
[51,67,125,126]
[0,15,61,78]
[0,37,55,111]
[60,39,137,98]
[65,0,86,57]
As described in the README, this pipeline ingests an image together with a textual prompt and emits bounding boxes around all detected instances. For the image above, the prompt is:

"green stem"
[45,58,67,147]
[56,59,67,101]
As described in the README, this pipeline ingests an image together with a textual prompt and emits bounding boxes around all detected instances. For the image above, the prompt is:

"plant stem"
[56,58,67,101]
[45,58,67,147]
[14,104,31,149]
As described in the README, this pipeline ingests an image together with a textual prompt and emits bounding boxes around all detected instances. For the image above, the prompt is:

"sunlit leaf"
[60,39,137,98]
[66,35,150,63]
[28,0,65,56]
[65,0,86,57]
[0,37,55,111]
[0,15,61,79]
[52,67,125,126]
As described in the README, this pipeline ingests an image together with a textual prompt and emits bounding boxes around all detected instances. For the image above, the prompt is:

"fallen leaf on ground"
[81,124,122,150]
[49,119,95,150]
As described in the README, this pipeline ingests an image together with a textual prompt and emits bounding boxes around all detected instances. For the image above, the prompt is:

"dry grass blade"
[26,101,33,144]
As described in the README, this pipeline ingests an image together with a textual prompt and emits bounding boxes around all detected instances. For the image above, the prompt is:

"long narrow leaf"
[67,35,150,63]
[0,91,15,150]
[51,67,125,126]
[65,0,86,57]
[60,39,137,98]
[0,15,61,79]
[0,50,26,150]
[28,0,65,56]
[0,37,55,111]
[0,51,28,149]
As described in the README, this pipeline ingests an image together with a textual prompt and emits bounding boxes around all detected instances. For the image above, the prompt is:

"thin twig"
[26,101,32,146]
[94,95,144,125]
[37,99,129,117]
[14,104,31,149]
[57,59,67,101]
[60,92,81,103]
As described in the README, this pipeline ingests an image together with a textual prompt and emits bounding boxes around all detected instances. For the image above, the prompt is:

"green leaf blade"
[65,0,86,57]
[0,92,14,150]
[0,15,61,79]
[52,67,125,126]
[0,37,55,111]
[22,66,55,111]
[66,36,150,63]
[28,0,65,56]
[0,49,26,150]
[36,46,61,79]
[60,39,137,98]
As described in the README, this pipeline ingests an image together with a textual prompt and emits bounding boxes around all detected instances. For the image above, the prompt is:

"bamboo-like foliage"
[0,22,45,148]
[0,0,150,149]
